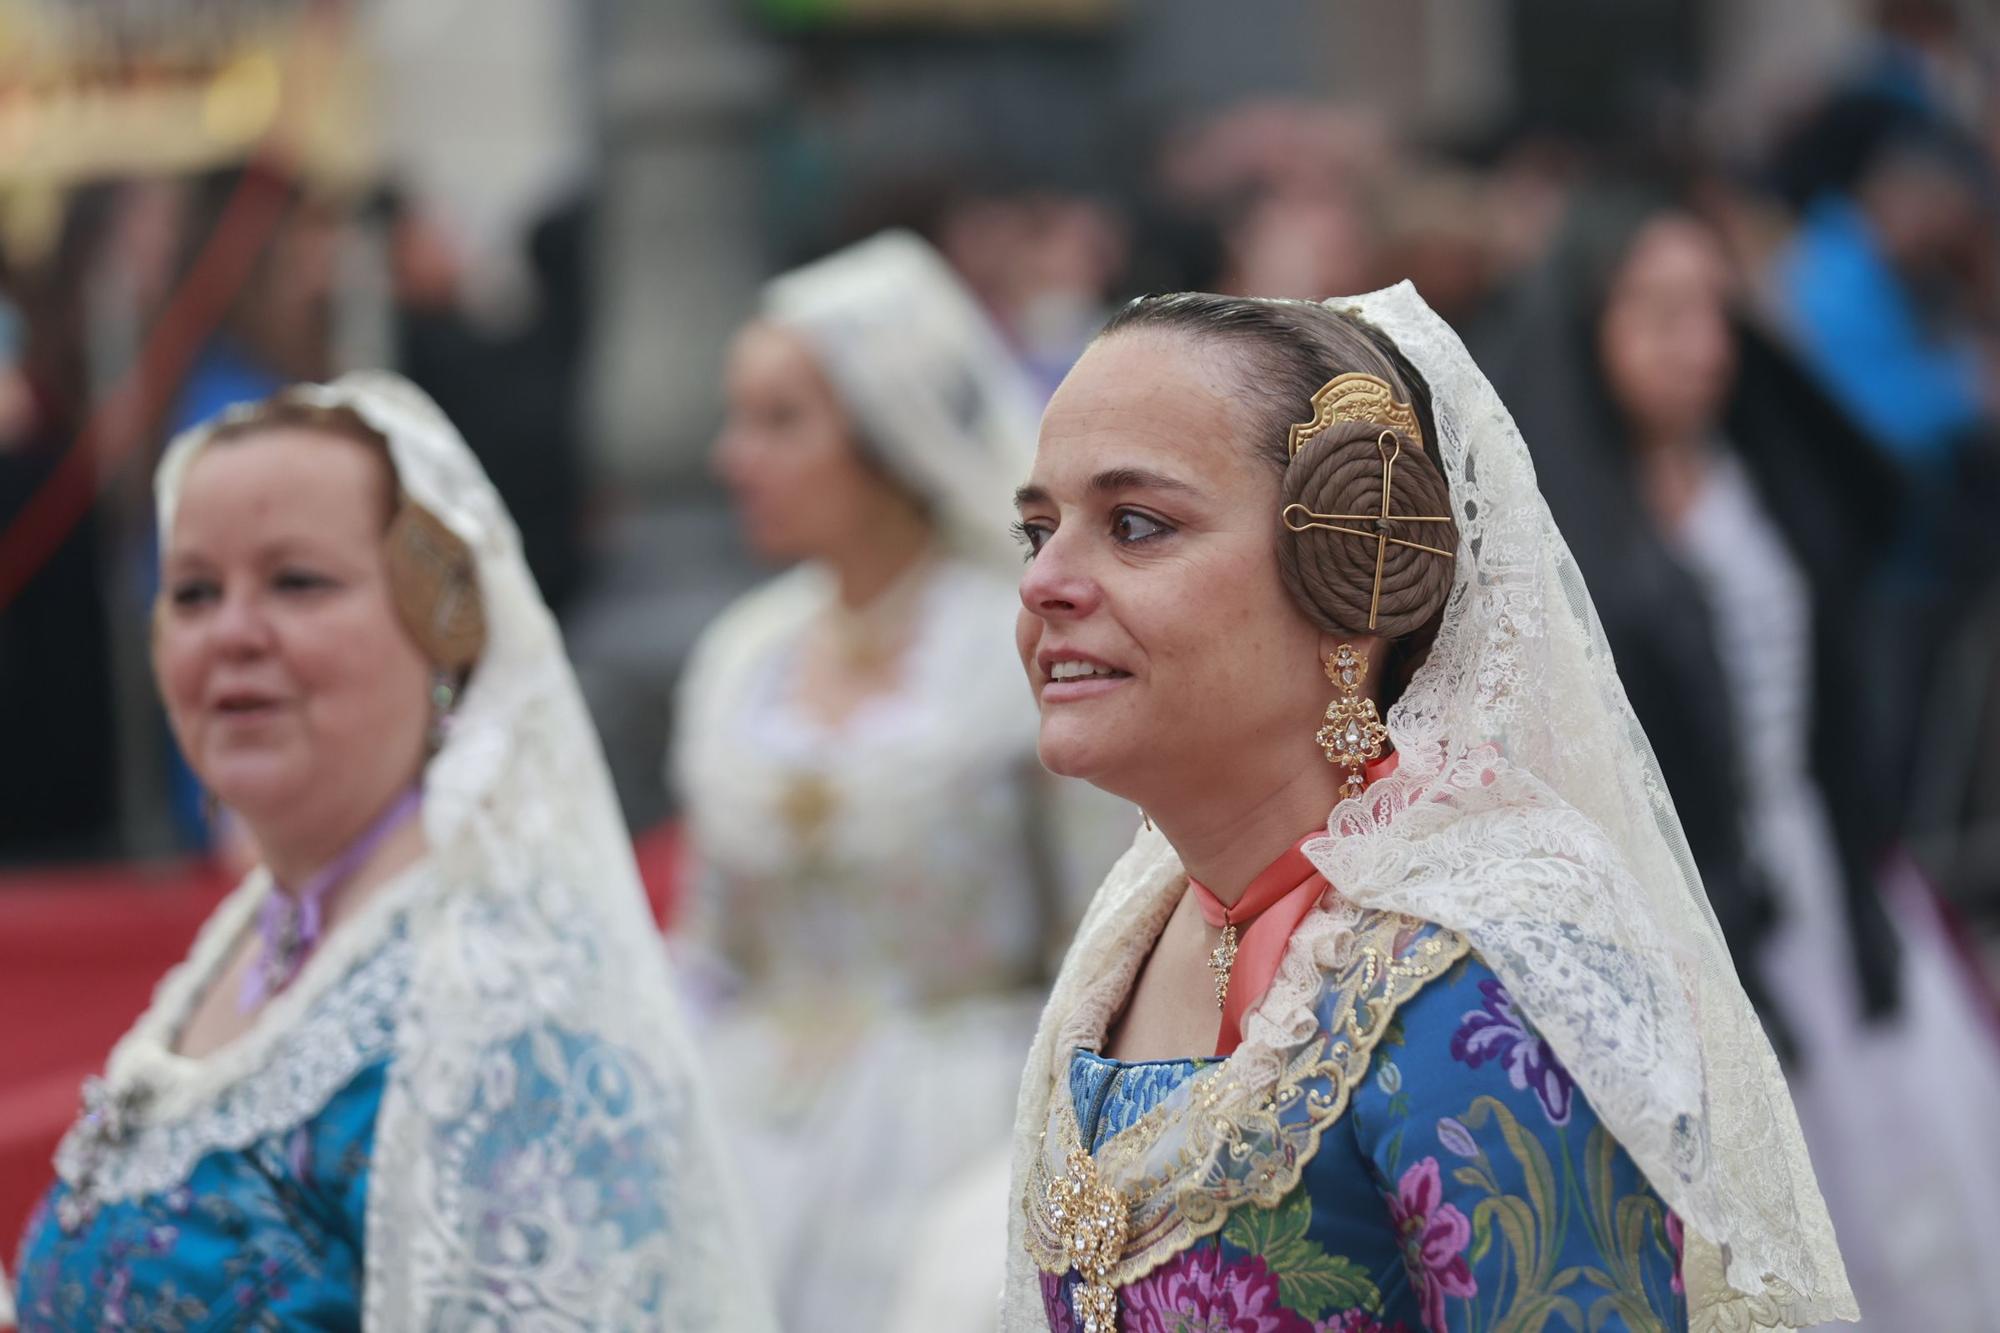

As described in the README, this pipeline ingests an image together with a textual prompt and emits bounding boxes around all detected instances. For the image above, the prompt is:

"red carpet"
[0,859,230,1266]
[0,823,684,1274]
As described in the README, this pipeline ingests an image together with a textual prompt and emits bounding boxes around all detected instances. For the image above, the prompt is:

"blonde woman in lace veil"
[13,372,773,1330]
[673,231,1125,1331]
[1003,284,1853,1332]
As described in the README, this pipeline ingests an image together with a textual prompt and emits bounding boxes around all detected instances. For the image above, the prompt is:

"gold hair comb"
[1286,372,1422,458]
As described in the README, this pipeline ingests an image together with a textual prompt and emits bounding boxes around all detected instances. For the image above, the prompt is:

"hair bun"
[1279,419,1458,639]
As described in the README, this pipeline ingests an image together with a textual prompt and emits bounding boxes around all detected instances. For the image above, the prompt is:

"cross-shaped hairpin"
[1281,432,1456,630]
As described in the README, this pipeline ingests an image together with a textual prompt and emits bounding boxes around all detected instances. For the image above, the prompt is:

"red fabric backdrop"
[0,823,683,1283]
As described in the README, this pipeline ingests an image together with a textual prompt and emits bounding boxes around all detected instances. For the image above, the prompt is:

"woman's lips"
[1039,672,1131,703]
[210,695,287,721]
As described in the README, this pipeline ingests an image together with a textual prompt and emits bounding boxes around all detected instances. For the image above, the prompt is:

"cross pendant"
[1209,922,1238,1010]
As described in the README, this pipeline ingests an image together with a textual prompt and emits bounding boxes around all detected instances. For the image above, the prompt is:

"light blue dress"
[15,1066,381,1330]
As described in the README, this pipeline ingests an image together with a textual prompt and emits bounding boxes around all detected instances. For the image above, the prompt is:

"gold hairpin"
[1281,432,1456,630]
[1286,372,1422,458]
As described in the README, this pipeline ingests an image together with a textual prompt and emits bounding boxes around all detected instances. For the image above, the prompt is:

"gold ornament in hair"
[386,502,485,673]
[1281,372,1455,631]
[1285,372,1422,458]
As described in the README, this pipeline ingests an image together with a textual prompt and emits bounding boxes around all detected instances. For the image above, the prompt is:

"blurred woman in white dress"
[672,231,1121,1331]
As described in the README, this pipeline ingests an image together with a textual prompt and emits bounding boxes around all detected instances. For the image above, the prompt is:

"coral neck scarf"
[1189,752,1397,1055]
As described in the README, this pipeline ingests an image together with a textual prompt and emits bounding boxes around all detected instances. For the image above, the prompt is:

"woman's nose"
[1018,530,1101,620]
[210,586,276,658]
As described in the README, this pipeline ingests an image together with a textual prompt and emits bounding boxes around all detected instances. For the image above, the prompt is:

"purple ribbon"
[239,786,423,1013]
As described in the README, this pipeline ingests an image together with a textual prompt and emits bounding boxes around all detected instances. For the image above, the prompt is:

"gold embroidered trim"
[1023,909,1469,1295]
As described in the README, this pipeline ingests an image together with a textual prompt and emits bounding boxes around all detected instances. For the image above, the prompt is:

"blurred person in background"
[937,189,1129,405]
[1774,128,1994,502]
[1486,187,2000,1328]
[164,169,341,440]
[382,186,592,617]
[14,375,771,1330]
[671,231,1121,1332]
[1770,128,2000,772]
[1131,100,1397,300]
[1372,163,1506,333]
[1216,181,1378,304]
[0,189,123,863]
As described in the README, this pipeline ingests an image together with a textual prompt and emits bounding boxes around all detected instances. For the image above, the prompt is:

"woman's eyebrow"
[1086,466,1200,499]
[1013,468,1201,511]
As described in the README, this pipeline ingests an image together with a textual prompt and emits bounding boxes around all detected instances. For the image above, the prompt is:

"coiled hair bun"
[1279,417,1457,639]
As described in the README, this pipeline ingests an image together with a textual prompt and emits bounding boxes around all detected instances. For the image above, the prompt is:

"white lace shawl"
[1001,284,1854,1331]
[85,372,777,1330]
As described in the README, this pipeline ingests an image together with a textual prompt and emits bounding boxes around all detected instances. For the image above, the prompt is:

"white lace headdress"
[762,229,1042,568]
[1002,283,1853,1330]
[151,372,775,1329]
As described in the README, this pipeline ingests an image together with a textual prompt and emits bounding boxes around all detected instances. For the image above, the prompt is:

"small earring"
[1315,644,1388,800]
[427,671,458,753]
[1140,808,1153,832]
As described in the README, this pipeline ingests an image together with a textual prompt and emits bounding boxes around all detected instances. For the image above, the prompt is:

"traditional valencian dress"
[674,232,1122,1331]
[1004,286,1856,1332]
[1027,830,1684,1333]
[13,374,772,1331]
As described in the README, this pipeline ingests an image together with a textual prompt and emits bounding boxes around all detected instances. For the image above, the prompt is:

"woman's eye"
[273,569,335,595]
[1111,509,1171,544]
[1010,519,1052,559]
[169,580,219,608]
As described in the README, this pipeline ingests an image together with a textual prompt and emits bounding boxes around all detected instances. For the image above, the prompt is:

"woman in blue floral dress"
[1001,287,1855,1331]
[12,376,771,1330]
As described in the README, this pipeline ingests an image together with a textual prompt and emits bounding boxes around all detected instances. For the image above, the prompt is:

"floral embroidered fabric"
[15,1063,384,1331]
[1040,942,1687,1332]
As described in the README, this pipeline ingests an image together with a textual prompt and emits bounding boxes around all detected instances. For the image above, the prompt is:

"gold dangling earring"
[1315,644,1388,801]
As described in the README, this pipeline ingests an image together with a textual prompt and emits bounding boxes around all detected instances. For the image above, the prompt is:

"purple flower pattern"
[1121,1249,1314,1333]
[1384,1157,1477,1333]
[1314,1315,1413,1333]
[1041,1271,1079,1333]
[1449,978,1575,1126]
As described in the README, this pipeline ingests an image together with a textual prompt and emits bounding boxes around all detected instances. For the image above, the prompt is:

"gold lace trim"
[1023,908,1468,1290]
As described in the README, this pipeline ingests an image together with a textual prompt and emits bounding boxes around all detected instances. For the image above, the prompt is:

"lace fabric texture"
[1002,284,1853,1331]
[1020,903,1468,1288]
[136,372,775,1330]
[53,867,419,1207]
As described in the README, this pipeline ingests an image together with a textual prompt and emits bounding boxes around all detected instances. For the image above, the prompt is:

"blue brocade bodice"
[14,1061,383,1331]
[1044,940,1689,1333]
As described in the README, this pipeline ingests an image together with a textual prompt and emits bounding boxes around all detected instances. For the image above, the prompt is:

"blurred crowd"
[8,0,1992,928]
